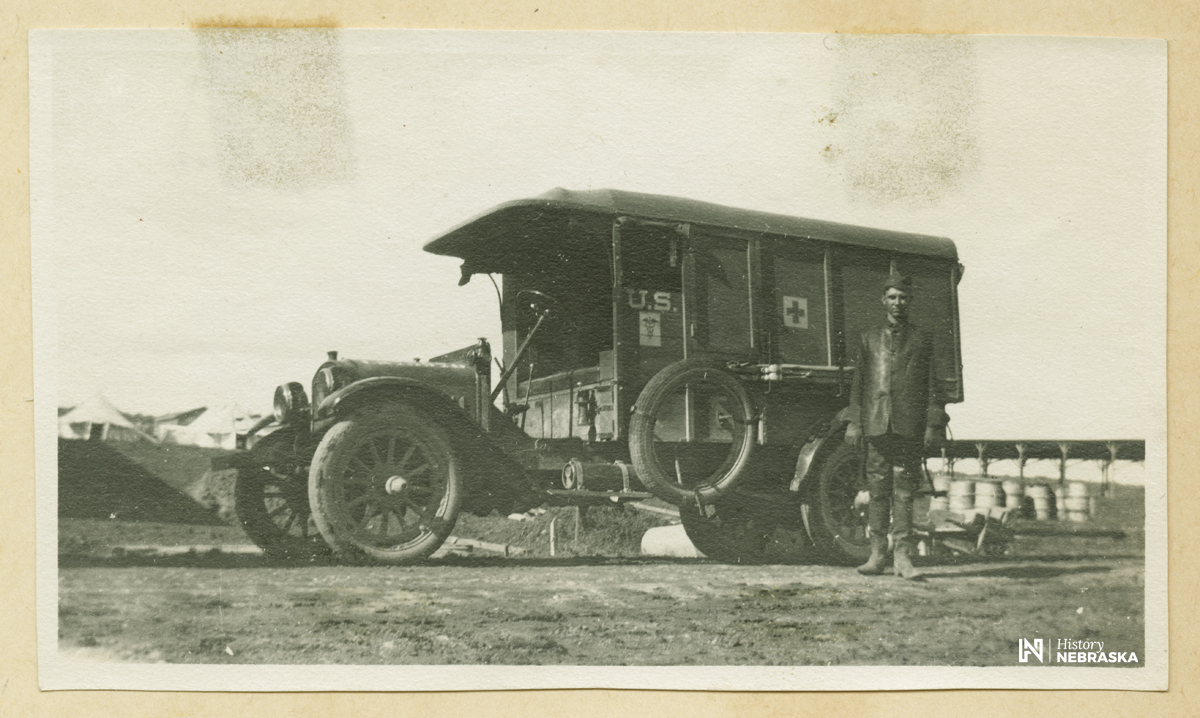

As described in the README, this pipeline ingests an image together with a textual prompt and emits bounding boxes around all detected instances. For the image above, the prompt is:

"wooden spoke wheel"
[678,490,811,565]
[234,427,329,563]
[308,403,461,564]
[810,441,873,564]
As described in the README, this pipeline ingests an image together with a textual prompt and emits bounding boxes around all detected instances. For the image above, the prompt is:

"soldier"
[844,273,945,579]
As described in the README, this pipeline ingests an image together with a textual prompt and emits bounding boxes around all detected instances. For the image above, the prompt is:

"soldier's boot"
[856,534,890,575]
[892,539,921,580]
[890,480,920,580]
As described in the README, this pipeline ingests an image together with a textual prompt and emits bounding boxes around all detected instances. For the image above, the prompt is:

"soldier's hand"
[924,425,943,448]
[844,423,862,447]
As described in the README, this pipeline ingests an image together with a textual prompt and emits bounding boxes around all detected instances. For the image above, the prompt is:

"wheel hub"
[384,475,409,495]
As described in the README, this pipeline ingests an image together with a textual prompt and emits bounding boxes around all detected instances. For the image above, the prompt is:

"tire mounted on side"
[628,359,757,506]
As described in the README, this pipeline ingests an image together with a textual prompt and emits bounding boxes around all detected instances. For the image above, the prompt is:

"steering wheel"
[515,289,557,316]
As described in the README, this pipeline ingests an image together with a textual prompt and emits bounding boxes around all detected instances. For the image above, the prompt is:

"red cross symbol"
[783,296,808,328]
[786,300,805,323]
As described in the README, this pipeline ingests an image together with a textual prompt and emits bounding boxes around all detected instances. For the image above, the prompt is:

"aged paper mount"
[31,29,1166,691]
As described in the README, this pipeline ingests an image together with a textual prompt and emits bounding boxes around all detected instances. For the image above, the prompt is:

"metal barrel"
[1002,479,1024,509]
[1052,486,1066,520]
[1026,484,1053,521]
[948,480,975,511]
[1063,496,1090,511]
[974,481,1005,510]
[1064,495,1090,522]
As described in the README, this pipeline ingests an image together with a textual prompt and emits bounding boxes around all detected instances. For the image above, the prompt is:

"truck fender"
[315,377,541,516]
[787,414,852,546]
[789,406,855,493]
[315,376,468,425]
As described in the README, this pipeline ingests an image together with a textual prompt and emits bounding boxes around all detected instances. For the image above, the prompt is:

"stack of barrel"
[935,476,1096,521]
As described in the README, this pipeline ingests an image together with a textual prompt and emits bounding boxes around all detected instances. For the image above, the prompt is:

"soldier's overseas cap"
[881,273,913,293]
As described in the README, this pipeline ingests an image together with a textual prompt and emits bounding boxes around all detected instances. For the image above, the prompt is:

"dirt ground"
[59,553,1144,666]
[57,487,1146,666]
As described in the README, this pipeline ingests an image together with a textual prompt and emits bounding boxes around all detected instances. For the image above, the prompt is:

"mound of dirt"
[103,440,232,496]
[58,439,225,525]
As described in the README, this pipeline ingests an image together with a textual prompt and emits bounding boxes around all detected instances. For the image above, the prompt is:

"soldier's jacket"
[847,321,944,439]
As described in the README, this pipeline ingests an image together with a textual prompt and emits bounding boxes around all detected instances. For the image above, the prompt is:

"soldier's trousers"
[865,433,923,543]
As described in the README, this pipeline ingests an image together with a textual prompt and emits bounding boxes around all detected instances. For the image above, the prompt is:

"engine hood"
[324,358,474,386]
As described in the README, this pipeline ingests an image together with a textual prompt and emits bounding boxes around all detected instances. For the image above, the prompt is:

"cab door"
[619,223,687,383]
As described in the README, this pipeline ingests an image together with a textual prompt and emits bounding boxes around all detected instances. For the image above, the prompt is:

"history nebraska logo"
[1018,638,1044,663]
[1019,638,1140,664]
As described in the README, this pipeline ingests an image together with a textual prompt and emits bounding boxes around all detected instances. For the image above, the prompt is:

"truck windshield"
[502,242,612,382]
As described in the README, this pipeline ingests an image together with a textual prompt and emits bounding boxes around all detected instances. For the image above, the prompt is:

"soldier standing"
[844,274,945,579]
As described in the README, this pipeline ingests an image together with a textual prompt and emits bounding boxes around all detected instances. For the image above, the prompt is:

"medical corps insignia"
[783,296,808,329]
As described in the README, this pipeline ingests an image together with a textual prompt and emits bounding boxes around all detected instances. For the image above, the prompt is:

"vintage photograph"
[32,30,1165,690]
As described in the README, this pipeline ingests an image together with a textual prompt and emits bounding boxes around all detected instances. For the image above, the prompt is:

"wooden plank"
[437,536,527,556]
[626,502,681,519]
[543,489,655,506]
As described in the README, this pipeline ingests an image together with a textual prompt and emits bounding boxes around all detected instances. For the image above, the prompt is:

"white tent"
[158,404,261,450]
[58,393,156,443]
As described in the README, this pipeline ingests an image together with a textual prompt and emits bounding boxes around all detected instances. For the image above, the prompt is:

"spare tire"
[628,358,757,506]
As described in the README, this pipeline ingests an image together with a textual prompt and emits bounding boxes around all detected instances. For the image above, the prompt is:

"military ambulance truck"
[235,188,964,565]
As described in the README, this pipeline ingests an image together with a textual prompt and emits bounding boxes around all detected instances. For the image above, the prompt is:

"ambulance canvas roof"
[423,188,958,276]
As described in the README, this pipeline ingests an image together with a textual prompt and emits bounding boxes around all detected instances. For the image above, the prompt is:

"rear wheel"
[234,428,329,563]
[678,491,810,565]
[809,441,873,564]
[308,404,461,564]
[629,359,756,506]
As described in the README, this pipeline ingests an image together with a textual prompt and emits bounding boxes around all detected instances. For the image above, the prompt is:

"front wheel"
[308,404,461,564]
[234,427,330,563]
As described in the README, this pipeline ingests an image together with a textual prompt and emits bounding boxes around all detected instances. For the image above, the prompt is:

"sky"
[32,31,1165,440]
